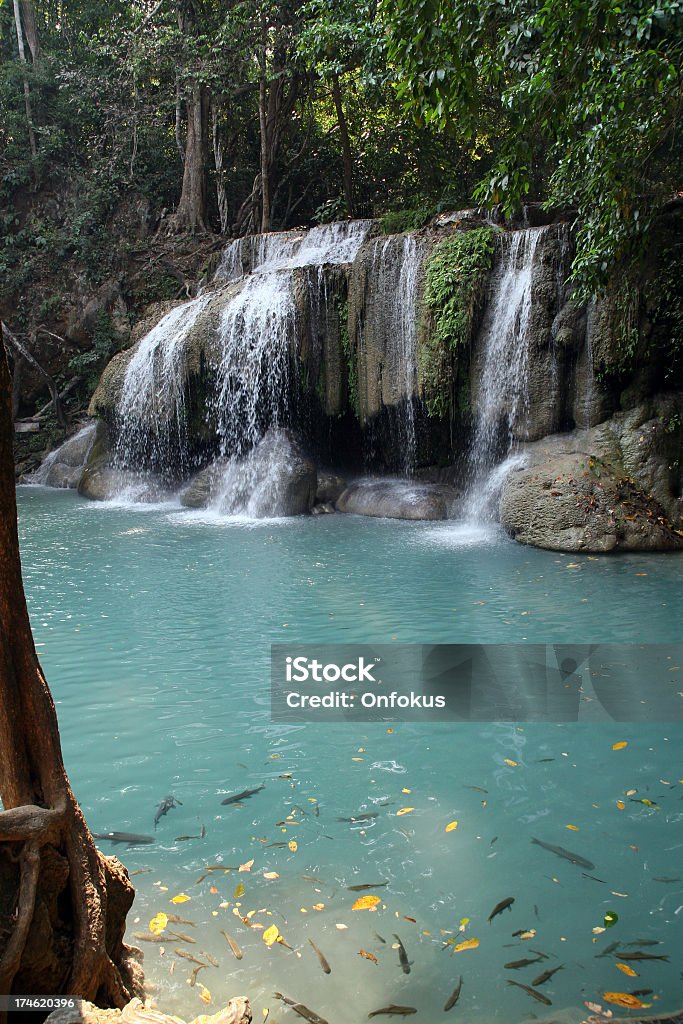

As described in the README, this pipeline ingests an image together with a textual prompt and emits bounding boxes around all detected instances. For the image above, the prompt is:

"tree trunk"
[331,74,354,218]
[11,0,38,163]
[212,104,229,235]
[167,81,209,234]
[258,70,270,233]
[19,0,40,63]
[0,340,143,1019]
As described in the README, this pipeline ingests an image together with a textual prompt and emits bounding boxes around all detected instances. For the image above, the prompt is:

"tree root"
[0,841,40,994]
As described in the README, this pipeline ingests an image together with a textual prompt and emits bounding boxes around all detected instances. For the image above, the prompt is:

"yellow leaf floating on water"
[612,741,628,751]
[603,993,649,1009]
[616,963,639,977]
[616,801,626,810]
[288,840,298,852]
[352,894,382,911]
[199,987,212,1005]
[445,821,459,832]
[170,893,191,904]
[396,807,414,816]
[452,938,479,953]
[503,759,518,767]
[239,859,254,872]
[458,918,469,932]
[519,930,536,940]
[263,925,280,947]
[263,872,279,880]
[565,824,579,831]
[233,882,245,899]
[402,788,411,794]
[149,913,168,935]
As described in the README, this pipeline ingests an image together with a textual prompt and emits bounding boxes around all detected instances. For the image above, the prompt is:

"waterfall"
[114,295,211,473]
[356,232,424,474]
[29,421,97,487]
[465,227,545,518]
[113,221,372,484]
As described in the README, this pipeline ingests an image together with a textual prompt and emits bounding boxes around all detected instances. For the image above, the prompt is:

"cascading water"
[464,227,545,519]
[356,232,424,474]
[114,295,211,474]
[29,420,96,488]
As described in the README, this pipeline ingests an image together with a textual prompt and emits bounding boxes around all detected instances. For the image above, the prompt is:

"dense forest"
[1,0,681,434]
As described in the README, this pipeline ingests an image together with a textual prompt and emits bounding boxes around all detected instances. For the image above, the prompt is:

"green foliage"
[68,311,118,392]
[379,207,431,234]
[336,295,358,418]
[418,228,495,417]
[384,0,683,293]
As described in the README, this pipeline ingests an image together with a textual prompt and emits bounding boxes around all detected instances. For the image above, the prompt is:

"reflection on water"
[16,487,683,1022]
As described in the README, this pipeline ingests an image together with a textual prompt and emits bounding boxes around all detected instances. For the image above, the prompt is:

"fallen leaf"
[565,824,579,831]
[239,859,254,872]
[209,886,218,895]
[452,938,480,953]
[199,986,211,1005]
[504,759,518,767]
[519,930,536,940]
[396,807,414,816]
[616,801,625,810]
[445,821,459,832]
[170,894,191,905]
[335,923,348,930]
[602,993,649,1009]
[233,883,245,899]
[352,894,382,911]
[604,911,619,929]
[616,963,639,977]
[263,872,279,880]
[312,903,325,911]
[402,788,411,794]
[263,925,280,947]
[612,741,628,751]
[288,840,298,852]
[149,913,168,935]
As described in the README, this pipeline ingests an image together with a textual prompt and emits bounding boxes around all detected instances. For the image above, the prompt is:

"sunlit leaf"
[233,883,245,899]
[612,741,628,751]
[445,821,458,832]
[396,807,414,816]
[352,894,382,911]
[170,893,191,904]
[288,840,298,851]
[149,912,168,935]
[452,938,479,952]
[616,963,638,977]
[263,925,280,946]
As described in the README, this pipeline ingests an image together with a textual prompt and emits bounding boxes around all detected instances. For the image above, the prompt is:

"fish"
[507,980,552,1005]
[348,882,389,892]
[130,868,152,876]
[274,992,329,1024]
[201,951,219,967]
[629,989,654,996]
[154,795,182,829]
[189,965,206,987]
[176,825,206,841]
[367,1008,417,1018]
[532,965,564,986]
[337,813,379,823]
[221,784,265,805]
[92,831,155,846]
[133,933,165,943]
[220,931,243,960]
[168,931,195,944]
[624,940,662,947]
[653,876,681,883]
[393,934,411,974]
[167,915,195,926]
[596,941,621,958]
[531,836,595,870]
[615,952,669,961]
[374,932,387,944]
[359,949,379,964]
[536,758,555,762]
[266,842,288,848]
[444,977,463,1012]
[464,785,488,794]
[488,897,515,922]
[504,957,545,969]
[174,949,205,966]
[308,939,331,974]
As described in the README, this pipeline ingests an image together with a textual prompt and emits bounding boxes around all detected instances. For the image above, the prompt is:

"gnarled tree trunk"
[0,341,143,1019]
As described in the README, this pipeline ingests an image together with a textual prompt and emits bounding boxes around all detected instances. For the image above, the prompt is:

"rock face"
[336,479,458,520]
[499,397,683,551]
[180,430,317,517]
[78,422,171,502]
[30,421,97,488]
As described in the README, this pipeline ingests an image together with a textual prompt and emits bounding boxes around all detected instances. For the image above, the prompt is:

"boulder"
[500,452,682,552]
[336,479,457,520]
[315,470,347,504]
[180,430,317,517]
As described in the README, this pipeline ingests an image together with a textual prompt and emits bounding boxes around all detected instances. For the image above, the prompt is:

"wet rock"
[46,996,252,1024]
[336,479,457,520]
[499,396,683,552]
[315,470,347,504]
[30,422,97,488]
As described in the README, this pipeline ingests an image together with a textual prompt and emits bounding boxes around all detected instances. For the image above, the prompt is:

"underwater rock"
[46,996,252,1024]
